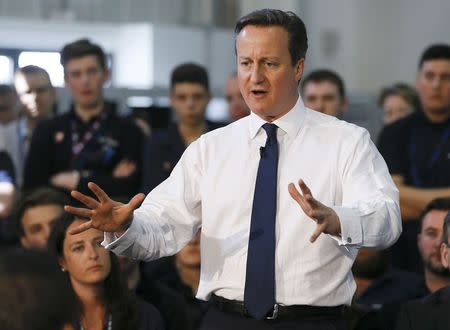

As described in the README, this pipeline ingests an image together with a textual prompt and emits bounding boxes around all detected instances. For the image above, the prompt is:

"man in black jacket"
[23,39,142,200]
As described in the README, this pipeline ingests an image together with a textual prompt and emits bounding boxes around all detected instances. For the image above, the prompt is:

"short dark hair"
[13,187,70,237]
[60,38,107,71]
[418,44,450,69]
[234,9,308,64]
[16,65,52,86]
[170,63,209,91]
[301,69,346,98]
[0,248,77,330]
[377,82,421,111]
[419,197,450,232]
[443,212,450,245]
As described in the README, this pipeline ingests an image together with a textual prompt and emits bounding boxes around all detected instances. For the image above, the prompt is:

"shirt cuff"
[329,206,362,246]
[101,220,136,255]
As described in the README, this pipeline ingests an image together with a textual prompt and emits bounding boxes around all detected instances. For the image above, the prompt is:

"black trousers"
[199,305,349,330]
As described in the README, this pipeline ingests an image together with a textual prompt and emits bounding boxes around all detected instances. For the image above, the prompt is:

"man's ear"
[294,58,305,83]
[441,243,449,269]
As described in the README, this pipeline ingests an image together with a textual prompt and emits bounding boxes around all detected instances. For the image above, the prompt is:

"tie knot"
[262,123,278,140]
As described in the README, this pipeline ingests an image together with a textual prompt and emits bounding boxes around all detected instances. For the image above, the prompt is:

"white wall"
[0,18,235,91]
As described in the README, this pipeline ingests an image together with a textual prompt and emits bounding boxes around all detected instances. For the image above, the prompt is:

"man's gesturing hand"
[64,182,145,235]
[288,179,341,243]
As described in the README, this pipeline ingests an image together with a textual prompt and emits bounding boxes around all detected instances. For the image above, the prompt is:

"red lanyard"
[71,112,107,159]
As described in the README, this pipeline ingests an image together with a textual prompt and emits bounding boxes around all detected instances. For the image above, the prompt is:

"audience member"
[301,69,348,119]
[13,186,69,250]
[140,63,223,193]
[225,72,250,121]
[0,85,22,183]
[377,44,450,273]
[0,247,77,330]
[417,198,450,293]
[351,248,428,330]
[0,151,16,245]
[48,212,164,330]
[23,39,143,200]
[14,65,57,151]
[378,83,420,125]
[395,212,450,330]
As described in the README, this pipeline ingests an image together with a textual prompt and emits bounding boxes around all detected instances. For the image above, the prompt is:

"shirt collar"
[248,95,305,139]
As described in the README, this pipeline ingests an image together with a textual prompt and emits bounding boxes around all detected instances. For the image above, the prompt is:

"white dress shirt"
[104,96,401,306]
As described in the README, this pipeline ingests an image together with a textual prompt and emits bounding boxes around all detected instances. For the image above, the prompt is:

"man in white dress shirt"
[66,9,401,329]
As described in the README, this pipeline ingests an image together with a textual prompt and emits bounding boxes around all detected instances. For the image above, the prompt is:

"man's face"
[236,25,303,121]
[416,59,450,115]
[14,72,56,119]
[302,81,346,119]
[20,204,64,250]
[170,82,210,127]
[418,209,448,275]
[64,55,109,110]
[225,75,250,121]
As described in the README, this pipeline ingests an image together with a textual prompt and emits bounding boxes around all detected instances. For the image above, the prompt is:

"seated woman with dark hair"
[48,213,164,330]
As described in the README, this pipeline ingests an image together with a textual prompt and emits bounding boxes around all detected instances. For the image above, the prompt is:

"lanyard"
[409,124,450,187]
[80,313,112,330]
[71,112,107,160]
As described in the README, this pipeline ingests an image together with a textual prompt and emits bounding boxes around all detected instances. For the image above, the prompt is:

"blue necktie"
[244,123,278,320]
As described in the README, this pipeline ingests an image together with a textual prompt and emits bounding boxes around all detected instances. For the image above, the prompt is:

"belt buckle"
[265,304,279,320]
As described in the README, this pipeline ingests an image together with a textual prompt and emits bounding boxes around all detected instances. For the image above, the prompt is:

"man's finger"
[128,193,146,210]
[88,182,109,203]
[310,223,326,243]
[288,183,311,213]
[68,220,93,235]
[298,179,313,197]
[64,205,92,219]
[71,190,99,209]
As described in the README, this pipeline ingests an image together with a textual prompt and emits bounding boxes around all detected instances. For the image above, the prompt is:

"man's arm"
[67,139,203,262]
[393,175,450,220]
[333,128,402,248]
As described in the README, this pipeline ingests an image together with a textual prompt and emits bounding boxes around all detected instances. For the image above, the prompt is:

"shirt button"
[347,237,352,243]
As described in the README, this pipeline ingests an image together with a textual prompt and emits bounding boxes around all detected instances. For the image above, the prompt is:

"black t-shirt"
[377,111,450,188]
[23,102,143,199]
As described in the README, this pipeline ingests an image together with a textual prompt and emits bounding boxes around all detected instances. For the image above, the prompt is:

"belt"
[210,294,345,320]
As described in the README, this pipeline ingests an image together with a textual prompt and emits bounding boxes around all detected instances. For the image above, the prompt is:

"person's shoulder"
[304,107,369,140]
[201,116,247,140]
[421,286,450,305]
[33,113,70,135]
[380,111,419,135]
[146,125,177,147]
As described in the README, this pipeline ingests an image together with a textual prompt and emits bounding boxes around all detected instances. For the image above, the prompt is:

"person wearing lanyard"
[23,39,143,200]
[66,9,401,329]
[378,44,450,274]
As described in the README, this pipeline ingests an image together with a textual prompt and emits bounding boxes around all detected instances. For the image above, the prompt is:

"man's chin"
[426,261,449,276]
